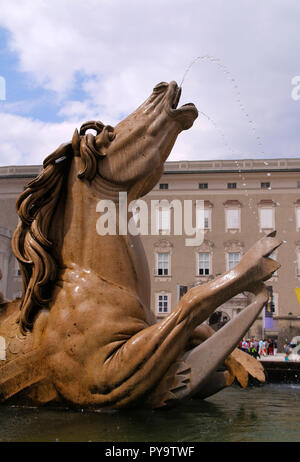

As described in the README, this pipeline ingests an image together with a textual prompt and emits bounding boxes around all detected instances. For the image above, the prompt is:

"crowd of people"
[238,338,277,358]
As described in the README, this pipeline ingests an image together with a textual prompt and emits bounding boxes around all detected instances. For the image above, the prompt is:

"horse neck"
[57,158,139,293]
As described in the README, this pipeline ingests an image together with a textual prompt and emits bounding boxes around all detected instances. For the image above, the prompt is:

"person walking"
[241,339,248,354]
[268,339,274,355]
[273,340,277,356]
[284,343,291,361]
[259,339,267,356]
[264,339,269,355]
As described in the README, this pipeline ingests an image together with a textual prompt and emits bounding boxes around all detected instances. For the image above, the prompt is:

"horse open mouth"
[168,82,198,126]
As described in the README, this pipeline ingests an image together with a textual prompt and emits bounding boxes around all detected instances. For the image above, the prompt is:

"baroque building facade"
[1,159,300,349]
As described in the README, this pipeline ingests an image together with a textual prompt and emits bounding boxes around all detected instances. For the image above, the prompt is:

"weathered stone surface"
[0,81,281,409]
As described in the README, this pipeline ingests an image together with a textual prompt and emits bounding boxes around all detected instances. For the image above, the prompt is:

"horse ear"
[72,128,80,156]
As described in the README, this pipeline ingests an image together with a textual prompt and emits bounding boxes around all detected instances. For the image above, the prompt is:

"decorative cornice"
[154,239,173,250]
[194,239,215,252]
[223,200,242,207]
[258,199,276,206]
[204,200,213,208]
[224,240,245,251]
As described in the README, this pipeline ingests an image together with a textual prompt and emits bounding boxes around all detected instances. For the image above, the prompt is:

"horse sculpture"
[0,81,281,409]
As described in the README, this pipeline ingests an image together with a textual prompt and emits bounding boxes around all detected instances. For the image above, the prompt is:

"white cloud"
[0,112,78,165]
[0,0,300,165]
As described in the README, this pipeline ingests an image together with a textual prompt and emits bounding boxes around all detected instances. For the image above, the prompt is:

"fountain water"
[179,54,270,216]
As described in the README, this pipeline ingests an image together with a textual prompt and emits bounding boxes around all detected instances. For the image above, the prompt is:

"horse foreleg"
[86,234,280,409]
[147,282,268,407]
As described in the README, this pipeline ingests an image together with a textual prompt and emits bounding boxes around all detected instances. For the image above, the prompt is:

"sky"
[0,0,300,166]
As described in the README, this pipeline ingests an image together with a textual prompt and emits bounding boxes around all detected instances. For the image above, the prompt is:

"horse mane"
[11,121,107,333]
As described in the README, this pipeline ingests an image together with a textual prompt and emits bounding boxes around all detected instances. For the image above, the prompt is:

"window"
[261,182,270,189]
[159,183,168,190]
[225,208,240,230]
[178,285,188,301]
[157,253,169,276]
[132,208,139,226]
[196,207,211,230]
[14,258,21,277]
[157,294,170,314]
[269,251,278,275]
[204,209,210,229]
[297,251,300,276]
[227,252,240,270]
[0,252,8,298]
[227,183,237,189]
[198,252,210,275]
[199,183,208,189]
[156,208,170,234]
[265,286,277,316]
[259,207,274,229]
[296,208,300,229]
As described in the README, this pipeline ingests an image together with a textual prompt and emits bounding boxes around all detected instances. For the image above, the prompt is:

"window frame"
[177,285,188,302]
[227,252,241,270]
[296,207,300,229]
[225,208,241,231]
[196,207,211,230]
[227,182,237,189]
[159,183,169,190]
[156,208,171,235]
[297,250,300,276]
[156,252,170,276]
[156,293,171,315]
[259,207,275,230]
[198,252,211,276]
